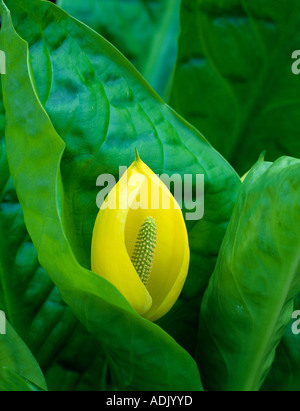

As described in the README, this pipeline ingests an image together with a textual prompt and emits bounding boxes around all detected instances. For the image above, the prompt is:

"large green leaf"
[262,293,300,391]
[0,83,116,391]
[0,321,47,391]
[1,0,241,365]
[196,156,300,391]
[0,0,235,390]
[0,368,45,391]
[57,0,181,99]
[170,0,300,175]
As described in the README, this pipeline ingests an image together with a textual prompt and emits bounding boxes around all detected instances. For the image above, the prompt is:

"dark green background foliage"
[57,0,181,100]
[171,0,300,175]
[0,0,299,391]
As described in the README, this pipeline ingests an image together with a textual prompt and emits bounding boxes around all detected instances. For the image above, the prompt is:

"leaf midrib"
[242,223,300,391]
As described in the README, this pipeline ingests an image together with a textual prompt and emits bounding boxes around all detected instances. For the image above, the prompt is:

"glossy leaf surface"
[0,321,47,391]
[0,0,240,390]
[1,0,241,368]
[197,157,300,391]
[262,293,300,391]
[0,74,116,391]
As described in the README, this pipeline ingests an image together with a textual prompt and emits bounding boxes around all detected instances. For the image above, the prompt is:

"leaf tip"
[135,147,141,162]
[258,150,267,162]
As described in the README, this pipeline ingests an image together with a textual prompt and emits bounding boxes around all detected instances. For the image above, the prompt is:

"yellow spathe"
[91,152,190,322]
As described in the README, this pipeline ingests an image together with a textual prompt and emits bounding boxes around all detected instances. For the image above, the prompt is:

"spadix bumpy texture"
[91,153,190,321]
[131,216,157,286]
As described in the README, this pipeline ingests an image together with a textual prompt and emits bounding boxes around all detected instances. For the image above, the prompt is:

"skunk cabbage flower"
[91,152,190,321]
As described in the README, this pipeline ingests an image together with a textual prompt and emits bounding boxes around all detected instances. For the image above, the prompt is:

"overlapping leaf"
[197,157,300,391]
[0,85,116,391]
[0,321,47,391]
[262,293,300,391]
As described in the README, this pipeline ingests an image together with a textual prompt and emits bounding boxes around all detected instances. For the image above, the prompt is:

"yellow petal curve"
[91,152,190,321]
